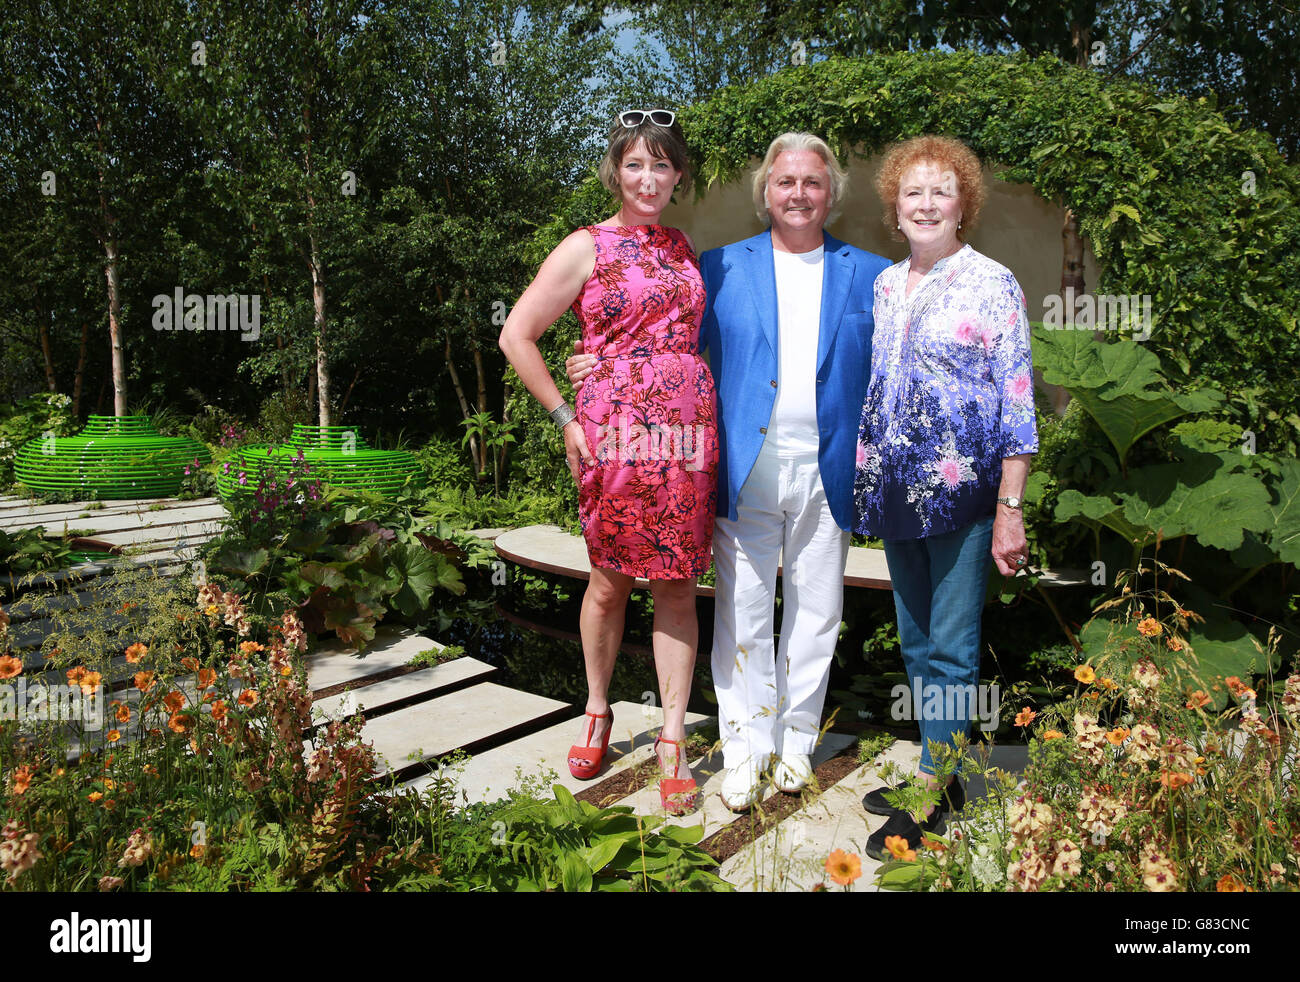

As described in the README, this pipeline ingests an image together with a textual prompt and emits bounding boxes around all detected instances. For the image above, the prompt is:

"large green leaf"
[1032,329,1222,467]
[1053,489,1150,543]
[210,545,269,577]
[1117,457,1272,551]
[558,850,593,892]
[1263,457,1300,565]
[581,835,627,874]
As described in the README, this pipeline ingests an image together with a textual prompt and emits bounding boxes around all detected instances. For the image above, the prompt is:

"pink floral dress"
[571,224,718,578]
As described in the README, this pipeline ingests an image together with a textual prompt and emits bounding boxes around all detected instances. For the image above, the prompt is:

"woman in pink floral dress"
[499,110,717,813]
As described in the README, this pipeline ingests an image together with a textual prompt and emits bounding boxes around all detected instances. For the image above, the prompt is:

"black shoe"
[861,781,906,816]
[864,805,946,861]
[862,777,964,817]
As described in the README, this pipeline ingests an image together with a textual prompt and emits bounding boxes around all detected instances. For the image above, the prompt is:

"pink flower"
[856,442,868,467]
[1009,372,1032,402]
[953,320,975,344]
[938,459,963,488]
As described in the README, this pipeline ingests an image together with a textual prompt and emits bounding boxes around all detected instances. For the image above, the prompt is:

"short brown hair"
[876,135,985,242]
[598,113,692,197]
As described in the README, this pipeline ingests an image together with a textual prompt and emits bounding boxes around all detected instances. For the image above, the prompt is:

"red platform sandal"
[655,736,698,815]
[568,709,613,780]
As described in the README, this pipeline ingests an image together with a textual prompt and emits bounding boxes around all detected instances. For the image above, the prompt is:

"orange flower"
[1074,665,1096,684]
[181,656,200,672]
[1014,707,1037,727]
[106,729,122,743]
[1098,676,1119,690]
[11,765,32,795]
[1185,690,1211,710]
[1105,726,1130,745]
[162,690,185,713]
[884,835,917,862]
[1216,874,1249,892]
[1160,771,1194,790]
[1137,617,1162,638]
[115,704,130,724]
[1225,676,1254,698]
[189,843,206,860]
[133,671,155,692]
[237,689,259,708]
[0,654,23,679]
[921,836,949,853]
[238,641,263,657]
[824,849,862,885]
[211,700,229,721]
[88,791,103,802]
[1166,637,1184,652]
[75,670,101,694]
[197,668,217,689]
[1040,729,1065,740]
[167,712,191,734]
[66,666,87,685]
[124,643,148,663]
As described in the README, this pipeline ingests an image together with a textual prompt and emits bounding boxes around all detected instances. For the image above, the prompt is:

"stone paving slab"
[306,628,446,692]
[310,657,495,723]
[0,496,181,515]
[366,681,570,777]
[91,521,224,549]
[403,700,710,803]
[720,737,1031,892]
[2,502,228,535]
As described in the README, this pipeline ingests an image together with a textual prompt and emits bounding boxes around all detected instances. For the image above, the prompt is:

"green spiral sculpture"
[216,425,422,500]
[13,415,212,499]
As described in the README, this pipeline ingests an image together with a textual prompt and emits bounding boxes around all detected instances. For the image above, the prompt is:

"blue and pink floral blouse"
[853,245,1038,541]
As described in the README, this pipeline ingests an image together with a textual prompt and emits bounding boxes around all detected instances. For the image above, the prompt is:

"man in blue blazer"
[567,132,889,810]
[699,133,890,810]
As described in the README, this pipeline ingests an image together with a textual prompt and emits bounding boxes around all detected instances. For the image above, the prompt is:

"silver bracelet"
[548,402,577,428]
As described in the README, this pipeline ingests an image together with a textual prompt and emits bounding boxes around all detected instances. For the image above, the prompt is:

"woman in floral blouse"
[854,135,1038,858]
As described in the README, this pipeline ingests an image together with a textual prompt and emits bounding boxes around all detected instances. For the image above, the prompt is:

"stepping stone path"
[3,499,1035,890]
[307,626,1030,891]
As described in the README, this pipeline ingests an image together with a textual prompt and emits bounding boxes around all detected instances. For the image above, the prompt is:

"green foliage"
[0,526,75,576]
[456,784,729,891]
[0,393,76,490]
[203,479,491,647]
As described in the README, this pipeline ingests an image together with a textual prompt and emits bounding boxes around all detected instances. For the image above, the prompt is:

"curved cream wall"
[661,152,1096,322]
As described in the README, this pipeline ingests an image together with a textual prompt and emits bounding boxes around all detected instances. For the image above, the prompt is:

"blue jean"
[883,516,994,776]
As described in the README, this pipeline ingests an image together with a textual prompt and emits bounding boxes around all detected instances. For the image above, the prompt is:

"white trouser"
[711,443,851,768]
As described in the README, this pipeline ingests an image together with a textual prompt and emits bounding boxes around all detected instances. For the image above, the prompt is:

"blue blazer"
[699,229,891,531]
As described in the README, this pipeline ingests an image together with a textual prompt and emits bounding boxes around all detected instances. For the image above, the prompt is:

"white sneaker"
[773,753,814,793]
[719,754,769,812]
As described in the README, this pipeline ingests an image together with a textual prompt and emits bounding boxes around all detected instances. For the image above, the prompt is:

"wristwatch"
[997,496,1023,509]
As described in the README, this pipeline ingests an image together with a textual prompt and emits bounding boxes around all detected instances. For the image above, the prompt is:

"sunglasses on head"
[619,109,675,128]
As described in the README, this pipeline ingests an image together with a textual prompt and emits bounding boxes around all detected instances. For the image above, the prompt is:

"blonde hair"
[751,132,848,225]
[876,135,985,242]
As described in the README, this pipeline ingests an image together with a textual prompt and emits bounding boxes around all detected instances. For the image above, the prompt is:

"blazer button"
[759,426,767,434]
[770,379,777,388]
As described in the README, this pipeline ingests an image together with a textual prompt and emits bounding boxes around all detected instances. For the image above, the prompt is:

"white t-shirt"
[767,245,824,455]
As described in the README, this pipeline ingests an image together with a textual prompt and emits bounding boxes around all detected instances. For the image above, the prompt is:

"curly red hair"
[876,135,985,242]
